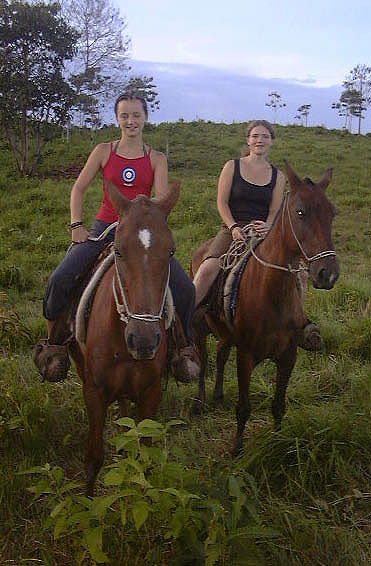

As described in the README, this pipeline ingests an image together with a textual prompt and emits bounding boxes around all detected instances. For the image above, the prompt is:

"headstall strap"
[112,252,170,324]
[252,191,336,273]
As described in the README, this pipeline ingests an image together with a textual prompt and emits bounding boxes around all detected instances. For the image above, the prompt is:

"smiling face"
[247,125,273,156]
[116,98,147,138]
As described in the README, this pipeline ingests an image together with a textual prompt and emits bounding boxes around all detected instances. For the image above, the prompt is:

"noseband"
[112,252,170,324]
[250,192,336,273]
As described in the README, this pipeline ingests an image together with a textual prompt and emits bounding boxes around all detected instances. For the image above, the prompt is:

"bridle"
[250,192,336,273]
[87,219,169,324]
[112,251,170,325]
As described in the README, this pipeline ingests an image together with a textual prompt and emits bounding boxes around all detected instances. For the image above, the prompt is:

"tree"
[61,0,160,126]
[342,64,371,134]
[0,0,78,175]
[265,91,286,124]
[295,104,311,127]
[332,88,362,132]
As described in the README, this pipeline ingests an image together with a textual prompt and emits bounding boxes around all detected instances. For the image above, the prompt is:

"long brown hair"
[240,119,275,156]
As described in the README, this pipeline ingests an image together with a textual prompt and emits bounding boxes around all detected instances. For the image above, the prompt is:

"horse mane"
[303,177,315,186]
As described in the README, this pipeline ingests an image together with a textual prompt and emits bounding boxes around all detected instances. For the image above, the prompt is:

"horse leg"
[83,382,107,496]
[233,348,254,457]
[213,339,232,407]
[118,398,128,417]
[271,345,297,430]
[136,377,162,422]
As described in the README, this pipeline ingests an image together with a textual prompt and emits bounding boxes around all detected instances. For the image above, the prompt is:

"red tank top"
[96,143,154,222]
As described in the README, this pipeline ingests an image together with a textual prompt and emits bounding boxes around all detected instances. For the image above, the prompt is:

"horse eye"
[170,248,175,257]
[297,209,305,217]
[114,246,122,257]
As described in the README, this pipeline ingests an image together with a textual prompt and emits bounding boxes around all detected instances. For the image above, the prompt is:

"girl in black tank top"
[229,159,278,223]
[193,119,285,308]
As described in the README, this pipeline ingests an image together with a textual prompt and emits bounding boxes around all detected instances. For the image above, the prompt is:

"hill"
[0,122,370,564]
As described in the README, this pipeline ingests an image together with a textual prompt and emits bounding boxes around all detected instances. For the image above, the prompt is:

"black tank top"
[229,159,277,222]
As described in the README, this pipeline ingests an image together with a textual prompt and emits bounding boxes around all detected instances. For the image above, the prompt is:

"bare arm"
[69,143,109,242]
[217,160,244,240]
[266,169,286,226]
[150,150,169,198]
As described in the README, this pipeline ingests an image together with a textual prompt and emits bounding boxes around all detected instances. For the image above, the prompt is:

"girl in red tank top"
[96,143,154,223]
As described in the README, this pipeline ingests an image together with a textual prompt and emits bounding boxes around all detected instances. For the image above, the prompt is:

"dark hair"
[240,119,276,156]
[114,94,148,118]
[246,119,275,139]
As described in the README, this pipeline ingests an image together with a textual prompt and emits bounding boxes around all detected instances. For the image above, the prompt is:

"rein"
[251,192,336,273]
[112,252,170,324]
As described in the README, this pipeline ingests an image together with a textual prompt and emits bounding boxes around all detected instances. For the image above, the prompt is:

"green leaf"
[228,525,281,540]
[104,469,125,486]
[115,417,136,429]
[50,499,67,519]
[120,503,127,527]
[91,494,119,519]
[132,502,150,531]
[83,526,109,563]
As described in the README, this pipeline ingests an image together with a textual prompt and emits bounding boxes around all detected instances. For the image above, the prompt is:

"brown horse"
[191,163,339,455]
[70,181,179,495]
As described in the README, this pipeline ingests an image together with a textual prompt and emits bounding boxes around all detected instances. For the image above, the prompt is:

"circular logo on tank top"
[121,167,136,186]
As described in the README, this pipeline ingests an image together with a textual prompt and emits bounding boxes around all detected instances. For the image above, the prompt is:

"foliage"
[0,0,78,175]
[295,104,311,127]
[61,0,160,128]
[342,64,371,134]
[0,292,31,351]
[122,75,160,113]
[265,91,286,124]
[24,418,276,564]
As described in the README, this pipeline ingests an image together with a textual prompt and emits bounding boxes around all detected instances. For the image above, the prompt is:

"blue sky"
[114,0,371,131]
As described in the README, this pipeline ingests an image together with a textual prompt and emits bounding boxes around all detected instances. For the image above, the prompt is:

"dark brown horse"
[70,181,179,495]
[191,163,339,455]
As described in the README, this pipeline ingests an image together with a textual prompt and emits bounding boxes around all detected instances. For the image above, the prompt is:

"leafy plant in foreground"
[24,418,279,564]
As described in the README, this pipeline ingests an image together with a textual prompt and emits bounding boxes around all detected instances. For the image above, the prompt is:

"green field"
[0,122,370,565]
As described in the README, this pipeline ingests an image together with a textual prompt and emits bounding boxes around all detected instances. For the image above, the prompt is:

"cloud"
[112,60,370,132]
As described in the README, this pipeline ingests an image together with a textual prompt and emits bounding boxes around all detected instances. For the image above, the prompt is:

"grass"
[0,122,370,565]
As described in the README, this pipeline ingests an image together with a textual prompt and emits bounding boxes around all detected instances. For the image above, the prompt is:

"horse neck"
[261,203,303,268]
[242,207,302,297]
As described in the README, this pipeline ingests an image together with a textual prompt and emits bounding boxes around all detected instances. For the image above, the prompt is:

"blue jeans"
[43,220,195,343]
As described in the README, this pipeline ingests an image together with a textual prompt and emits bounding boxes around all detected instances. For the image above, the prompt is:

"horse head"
[105,181,179,360]
[284,162,340,289]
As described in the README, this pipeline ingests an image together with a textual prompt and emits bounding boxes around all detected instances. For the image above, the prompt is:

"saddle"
[203,235,262,325]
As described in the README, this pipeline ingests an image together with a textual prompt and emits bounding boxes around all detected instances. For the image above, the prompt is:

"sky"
[113,0,371,131]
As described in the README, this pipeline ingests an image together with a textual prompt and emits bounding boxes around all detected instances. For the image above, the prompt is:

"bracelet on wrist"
[70,221,83,230]
[229,222,238,232]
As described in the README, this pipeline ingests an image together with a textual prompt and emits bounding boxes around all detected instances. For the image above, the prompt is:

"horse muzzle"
[309,256,340,290]
[125,320,163,360]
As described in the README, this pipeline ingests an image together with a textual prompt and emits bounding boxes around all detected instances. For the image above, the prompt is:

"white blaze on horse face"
[138,228,152,249]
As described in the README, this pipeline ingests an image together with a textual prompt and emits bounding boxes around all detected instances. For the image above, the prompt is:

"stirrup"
[33,339,71,382]
[298,322,323,352]
[171,344,201,384]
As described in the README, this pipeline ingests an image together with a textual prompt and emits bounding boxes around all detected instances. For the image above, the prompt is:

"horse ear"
[154,181,180,217]
[316,169,333,191]
[284,160,302,189]
[105,180,131,214]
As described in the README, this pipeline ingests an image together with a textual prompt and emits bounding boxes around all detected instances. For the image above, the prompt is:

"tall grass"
[0,123,370,564]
